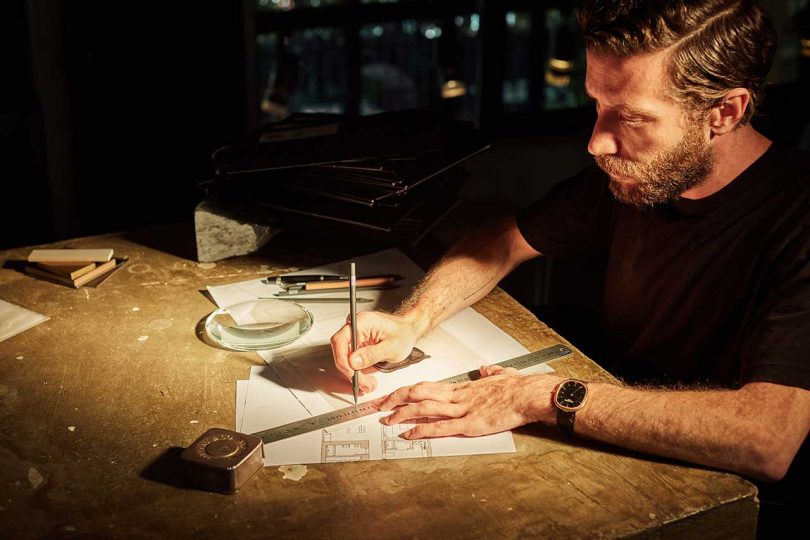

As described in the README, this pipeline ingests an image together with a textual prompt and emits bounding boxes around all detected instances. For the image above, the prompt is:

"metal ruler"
[253,343,573,444]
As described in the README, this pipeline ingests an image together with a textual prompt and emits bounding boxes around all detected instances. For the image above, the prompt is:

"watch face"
[555,380,588,411]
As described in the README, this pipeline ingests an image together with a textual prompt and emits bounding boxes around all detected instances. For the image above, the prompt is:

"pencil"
[350,262,359,406]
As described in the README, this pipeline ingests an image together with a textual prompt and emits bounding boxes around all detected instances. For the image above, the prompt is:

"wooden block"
[72,259,117,288]
[37,262,97,280]
[25,265,74,287]
[81,257,127,287]
[34,260,94,267]
[28,249,113,264]
[26,258,117,288]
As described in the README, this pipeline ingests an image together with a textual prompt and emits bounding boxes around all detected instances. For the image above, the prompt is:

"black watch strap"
[556,408,576,435]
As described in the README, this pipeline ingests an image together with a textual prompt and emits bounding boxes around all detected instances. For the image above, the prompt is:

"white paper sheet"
[241,364,519,466]
[236,379,248,432]
[0,299,49,343]
[209,249,553,466]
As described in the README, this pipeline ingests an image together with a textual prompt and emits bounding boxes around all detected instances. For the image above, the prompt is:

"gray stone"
[194,199,281,262]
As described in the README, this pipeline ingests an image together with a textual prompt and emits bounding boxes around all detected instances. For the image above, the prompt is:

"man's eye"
[620,116,644,126]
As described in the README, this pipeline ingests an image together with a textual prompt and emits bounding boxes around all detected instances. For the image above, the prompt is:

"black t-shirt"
[517,142,810,390]
[517,143,810,525]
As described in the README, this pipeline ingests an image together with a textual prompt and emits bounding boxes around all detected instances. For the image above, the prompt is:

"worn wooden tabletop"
[0,224,757,539]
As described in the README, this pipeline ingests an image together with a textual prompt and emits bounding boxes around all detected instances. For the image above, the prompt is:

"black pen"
[272,274,343,286]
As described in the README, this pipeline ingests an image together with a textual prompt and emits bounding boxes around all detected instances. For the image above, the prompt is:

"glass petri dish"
[204,299,314,351]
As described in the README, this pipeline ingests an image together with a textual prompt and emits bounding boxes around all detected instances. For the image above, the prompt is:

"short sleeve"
[515,165,613,261]
[740,232,810,390]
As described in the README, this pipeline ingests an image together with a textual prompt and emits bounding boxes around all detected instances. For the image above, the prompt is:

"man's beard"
[595,123,715,207]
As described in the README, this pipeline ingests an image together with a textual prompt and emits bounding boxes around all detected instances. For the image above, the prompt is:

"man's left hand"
[375,366,563,439]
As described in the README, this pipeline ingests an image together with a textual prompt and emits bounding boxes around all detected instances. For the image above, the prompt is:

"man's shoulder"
[767,143,810,181]
[795,148,810,179]
[751,144,810,217]
[779,145,810,214]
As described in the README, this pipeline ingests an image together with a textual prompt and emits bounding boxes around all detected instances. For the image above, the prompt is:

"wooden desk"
[0,226,757,538]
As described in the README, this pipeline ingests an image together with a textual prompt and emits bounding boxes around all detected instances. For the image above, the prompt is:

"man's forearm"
[396,216,538,337]
[395,245,506,335]
[573,381,810,481]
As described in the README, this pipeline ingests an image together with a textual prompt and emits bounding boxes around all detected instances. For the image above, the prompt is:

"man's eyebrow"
[614,104,657,118]
[586,93,657,118]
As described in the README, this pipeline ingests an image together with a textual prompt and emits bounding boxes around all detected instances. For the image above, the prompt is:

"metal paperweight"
[204,298,314,351]
[181,428,264,494]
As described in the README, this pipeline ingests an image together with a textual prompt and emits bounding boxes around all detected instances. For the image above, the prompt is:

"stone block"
[194,199,281,262]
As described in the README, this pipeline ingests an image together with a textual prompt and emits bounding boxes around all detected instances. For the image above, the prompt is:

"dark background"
[1,0,808,308]
[1,2,247,249]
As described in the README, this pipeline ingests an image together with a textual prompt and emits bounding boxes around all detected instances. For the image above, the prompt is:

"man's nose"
[588,116,619,156]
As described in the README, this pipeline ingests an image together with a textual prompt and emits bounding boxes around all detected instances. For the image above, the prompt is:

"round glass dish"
[204,299,314,351]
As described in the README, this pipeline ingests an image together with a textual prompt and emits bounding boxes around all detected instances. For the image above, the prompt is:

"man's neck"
[680,126,772,200]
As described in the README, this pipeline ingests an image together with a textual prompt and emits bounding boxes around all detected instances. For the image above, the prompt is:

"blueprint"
[215,248,554,466]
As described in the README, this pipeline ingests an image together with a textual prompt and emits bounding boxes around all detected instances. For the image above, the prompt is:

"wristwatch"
[553,379,589,435]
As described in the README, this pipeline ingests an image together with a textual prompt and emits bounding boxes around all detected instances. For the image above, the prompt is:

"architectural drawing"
[381,424,432,459]
[321,424,370,462]
[319,421,433,462]
[217,249,538,466]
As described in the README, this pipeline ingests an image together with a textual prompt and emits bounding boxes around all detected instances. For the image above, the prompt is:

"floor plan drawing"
[382,424,432,460]
[221,249,540,466]
[319,421,433,462]
[321,424,370,462]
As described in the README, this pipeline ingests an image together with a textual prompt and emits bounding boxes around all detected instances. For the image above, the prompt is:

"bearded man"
[331,0,809,532]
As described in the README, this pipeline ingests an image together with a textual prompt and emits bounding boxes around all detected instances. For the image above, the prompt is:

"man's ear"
[709,88,750,134]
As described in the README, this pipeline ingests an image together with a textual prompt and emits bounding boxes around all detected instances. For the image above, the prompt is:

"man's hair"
[577,0,777,125]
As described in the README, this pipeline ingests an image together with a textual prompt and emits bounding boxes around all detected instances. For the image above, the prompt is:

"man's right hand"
[330,311,421,394]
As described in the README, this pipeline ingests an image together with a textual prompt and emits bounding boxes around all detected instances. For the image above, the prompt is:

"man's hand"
[328,216,540,396]
[375,366,563,439]
[330,311,421,394]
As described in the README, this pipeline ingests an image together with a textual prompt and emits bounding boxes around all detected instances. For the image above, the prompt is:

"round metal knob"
[205,438,241,458]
